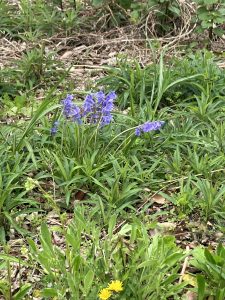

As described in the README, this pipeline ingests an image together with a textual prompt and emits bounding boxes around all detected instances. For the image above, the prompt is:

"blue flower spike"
[81,91,116,126]
[50,121,59,135]
[135,121,165,136]
[61,94,81,122]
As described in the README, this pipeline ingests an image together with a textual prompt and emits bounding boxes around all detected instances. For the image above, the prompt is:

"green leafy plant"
[90,0,181,32]
[0,47,68,104]
[0,0,79,40]
[0,0,16,37]
[148,0,181,35]
[13,47,65,90]
[187,148,224,178]
[193,178,225,222]
[191,243,225,299]
[0,149,38,243]
[0,247,31,299]
[194,0,225,48]
[27,207,187,299]
[99,54,202,116]
[1,28,225,298]
[90,0,147,28]
[159,175,197,216]
[92,158,141,210]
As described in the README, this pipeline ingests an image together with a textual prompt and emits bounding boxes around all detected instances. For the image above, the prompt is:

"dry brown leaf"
[60,50,74,59]
[75,190,86,200]
[149,229,158,237]
[52,232,63,245]
[152,194,167,204]
[158,222,176,233]
[185,291,197,300]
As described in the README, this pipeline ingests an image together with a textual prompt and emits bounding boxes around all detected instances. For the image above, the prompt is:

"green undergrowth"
[0,45,225,299]
[1,0,224,44]
[0,0,80,40]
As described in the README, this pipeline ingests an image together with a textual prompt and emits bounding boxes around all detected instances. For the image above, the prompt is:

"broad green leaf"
[84,269,94,295]
[0,254,28,266]
[204,249,216,264]
[42,288,58,297]
[92,0,103,6]
[12,284,31,300]
[168,5,180,16]
[164,252,184,267]
[197,275,205,300]
[108,214,117,239]
[40,223,54,254]
[0,227,6,245]
[119,0,132,9]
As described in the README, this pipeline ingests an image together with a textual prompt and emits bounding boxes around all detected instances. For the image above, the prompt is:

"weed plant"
[1,0,225,298]
[0,0,79,40]
[0,47,67,96]
[1,47,225,298]
[26,207,187,299]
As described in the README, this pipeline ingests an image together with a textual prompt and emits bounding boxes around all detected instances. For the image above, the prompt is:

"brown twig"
[179,245,190,284]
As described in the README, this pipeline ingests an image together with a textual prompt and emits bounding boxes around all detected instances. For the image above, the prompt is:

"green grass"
[0,1,225,299]
[1,50,225,299]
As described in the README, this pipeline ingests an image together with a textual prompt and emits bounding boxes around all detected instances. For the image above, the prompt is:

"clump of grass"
[0,17,225,298]
[0,0,80,40]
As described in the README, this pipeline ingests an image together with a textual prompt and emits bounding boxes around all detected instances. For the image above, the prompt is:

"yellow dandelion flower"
[33,290,41,297]
[98,288,112,300]
[108,280,123,292]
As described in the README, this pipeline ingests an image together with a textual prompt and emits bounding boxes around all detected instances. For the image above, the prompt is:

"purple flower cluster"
[50,121,59,135]
[51,93,166,137]
[135,121,165,136]
[61,94,81,122]
[83,91,116,126]
[50,91,116,135]
[61,91,116,127]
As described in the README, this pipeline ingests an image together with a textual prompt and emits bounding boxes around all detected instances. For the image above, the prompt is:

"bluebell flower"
[61,94,74,117]
[135,121,165,136]
[60,91,116,127]
[96,91,105,104]
[61,94,81,122]
[83,91,116,127]
[99,91,116,126]
[50,121,59,135]
[101,114,113,126]
[103,91,116,110]
[135,127,141,136]
[83,94,95,115]
[102,95,114,114]
[71,105,81,122]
